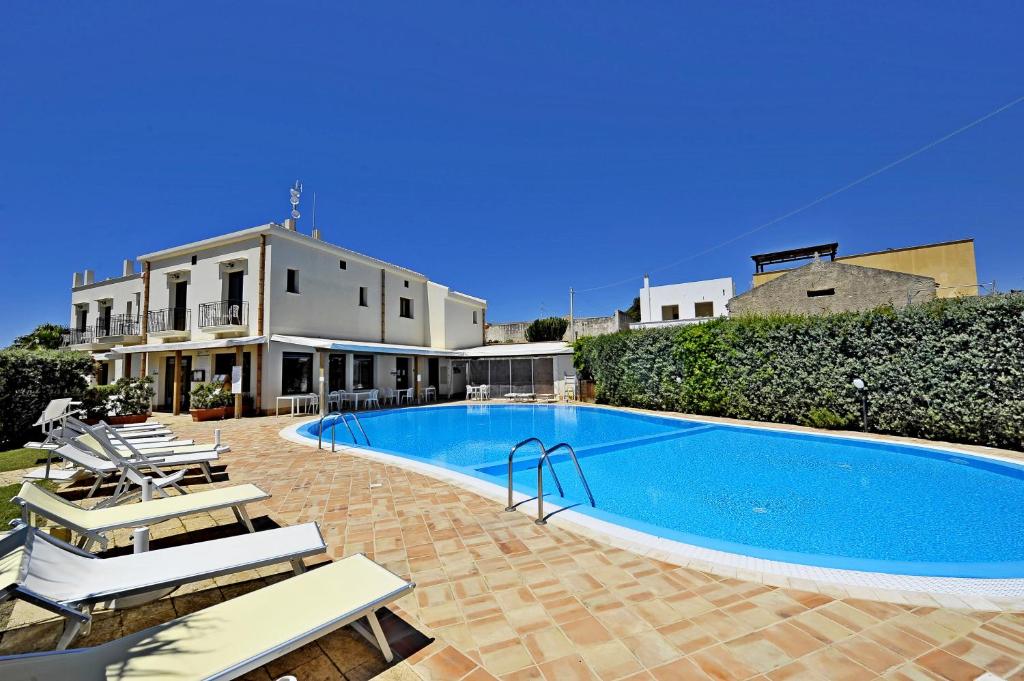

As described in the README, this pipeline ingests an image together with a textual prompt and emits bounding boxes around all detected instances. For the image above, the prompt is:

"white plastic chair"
[305,393,320,414]
[327,391,342,412]
[365,389,380,409]
[399,388,414,405]
[425,386,437,402]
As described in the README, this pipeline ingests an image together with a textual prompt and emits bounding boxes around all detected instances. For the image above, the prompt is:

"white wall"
[146,237,263,340]
[70,275,143,329]
[443,296,485,349]
[639,276,734,322]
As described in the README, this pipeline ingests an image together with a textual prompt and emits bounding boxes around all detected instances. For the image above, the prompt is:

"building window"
[126,300,133,316]
[281,352,313,395]
[694,302,714,318]
[399,297,414,319]
[807,288,836,298]
[286,269,300,294]
[403,280,409,288]
[191,255,197,265]
[661,304,680,321]
[359,287,368,307]
[472,310,478,324]
[339,260,347,270]
[353,354,374,389]
[215,352,251,393]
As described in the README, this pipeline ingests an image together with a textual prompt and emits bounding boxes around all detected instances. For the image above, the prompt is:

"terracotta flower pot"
[190,406,235,422]
[83,413,151,426]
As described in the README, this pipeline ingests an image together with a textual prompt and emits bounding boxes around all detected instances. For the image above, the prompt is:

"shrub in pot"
[190,382,234,421]
[82,377,155,425]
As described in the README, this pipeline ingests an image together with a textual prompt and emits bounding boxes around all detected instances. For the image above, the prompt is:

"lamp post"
[852,377,868,432]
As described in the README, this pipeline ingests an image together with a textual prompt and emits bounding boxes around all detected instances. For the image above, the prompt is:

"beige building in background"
[752,239,978,298]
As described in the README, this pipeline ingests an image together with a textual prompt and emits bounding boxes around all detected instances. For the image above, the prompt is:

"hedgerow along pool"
[298,404,1024,578]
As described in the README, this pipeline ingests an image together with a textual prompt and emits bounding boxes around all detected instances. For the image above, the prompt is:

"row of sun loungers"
[0,400,416,679]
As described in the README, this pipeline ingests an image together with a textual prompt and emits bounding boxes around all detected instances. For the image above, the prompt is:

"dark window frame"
[286,269,300,294]
[281,352,313,395]
[399,297,414,319]
[353,354,374,389]
[359,286,369,307]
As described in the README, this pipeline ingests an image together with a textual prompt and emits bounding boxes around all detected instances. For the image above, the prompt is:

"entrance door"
[427,358,439,390]
[163,356,193,411]
[227,270,243,307]
[328,354,346,392]
[395,357,411,390]
[173,281,188,330]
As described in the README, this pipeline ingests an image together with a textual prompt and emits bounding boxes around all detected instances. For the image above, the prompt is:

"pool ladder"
[505,437,596,525]
[317,412,371,452]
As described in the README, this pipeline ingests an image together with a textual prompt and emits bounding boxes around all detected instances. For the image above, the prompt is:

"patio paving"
[2,412,1022,680]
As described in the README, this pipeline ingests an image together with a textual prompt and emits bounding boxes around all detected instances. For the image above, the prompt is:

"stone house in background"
[727,259,937,316]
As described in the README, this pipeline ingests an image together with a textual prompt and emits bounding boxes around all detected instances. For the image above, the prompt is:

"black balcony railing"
[148,307,191,334]
[63,326,96,346]
[198,300,248,329]
[97,314,140,337]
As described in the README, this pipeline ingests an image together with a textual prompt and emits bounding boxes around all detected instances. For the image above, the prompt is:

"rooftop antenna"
[290,180,302,221]
[311,192,317,230]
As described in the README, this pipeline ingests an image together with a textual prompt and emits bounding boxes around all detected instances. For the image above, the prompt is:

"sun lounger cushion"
[0,554,414,681]
[16,482,269,533]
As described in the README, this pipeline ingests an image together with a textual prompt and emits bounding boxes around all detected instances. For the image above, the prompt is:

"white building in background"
[632,274,734,329]
[64,218,488,414]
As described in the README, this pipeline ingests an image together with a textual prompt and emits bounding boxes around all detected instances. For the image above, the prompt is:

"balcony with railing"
[148,307,191,340]
[62,326,96,347]
[198,300,249,334]
[97,314,141,340]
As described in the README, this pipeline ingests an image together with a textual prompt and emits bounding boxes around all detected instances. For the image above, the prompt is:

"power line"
[576,94,1024,295]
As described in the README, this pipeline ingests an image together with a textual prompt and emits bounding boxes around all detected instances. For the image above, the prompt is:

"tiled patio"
[2,413,1023,680]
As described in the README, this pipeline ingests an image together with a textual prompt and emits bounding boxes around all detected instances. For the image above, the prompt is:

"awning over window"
[110,335,266,355]
[270,334,460,357]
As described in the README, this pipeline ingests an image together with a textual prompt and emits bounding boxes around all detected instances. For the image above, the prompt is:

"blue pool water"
[299,404,1024,578]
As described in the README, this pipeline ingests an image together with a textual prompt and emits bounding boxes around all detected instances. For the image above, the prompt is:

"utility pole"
[569,288,575,342]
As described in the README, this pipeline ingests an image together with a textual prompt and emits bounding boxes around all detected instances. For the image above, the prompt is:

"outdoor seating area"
[0,400,419,678]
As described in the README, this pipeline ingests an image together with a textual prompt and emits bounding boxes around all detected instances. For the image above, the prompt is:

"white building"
[64,218,488,414]
[633,274,734,329]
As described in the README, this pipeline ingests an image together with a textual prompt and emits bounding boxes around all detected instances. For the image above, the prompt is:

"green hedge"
[0,349,94,448]
[574,294,1024,451]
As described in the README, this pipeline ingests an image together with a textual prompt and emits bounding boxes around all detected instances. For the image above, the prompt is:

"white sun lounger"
[0,553,415,679]
[0,521,328,649]
[47,444,188,506]
[13,482,269,550]
[77,429,219,481]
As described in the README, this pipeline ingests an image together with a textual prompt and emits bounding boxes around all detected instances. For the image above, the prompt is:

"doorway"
[328,354,346,392]
[163,355,193,411]
[227,270,243,307]
[173,281,188,330]
[395,357,411,390]
[427,358,439,390]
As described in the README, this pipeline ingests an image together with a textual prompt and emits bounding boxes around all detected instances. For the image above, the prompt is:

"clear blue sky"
[2,3,1022,343]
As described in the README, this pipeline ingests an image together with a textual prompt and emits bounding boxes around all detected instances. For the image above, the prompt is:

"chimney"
[311,228,322,240]
[283,218,297,231]
[83,269,95,285]
[72,271,83,288]
[122,259,135,277]
[643,273,650,289]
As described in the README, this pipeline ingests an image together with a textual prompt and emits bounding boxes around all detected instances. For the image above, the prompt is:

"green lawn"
[0,481,55,526]
[0,448,47,473]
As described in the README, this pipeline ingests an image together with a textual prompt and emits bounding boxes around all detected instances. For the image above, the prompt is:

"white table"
[276,394,315,417]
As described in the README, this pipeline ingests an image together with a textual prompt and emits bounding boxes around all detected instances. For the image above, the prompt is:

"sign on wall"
[231,366,243,394]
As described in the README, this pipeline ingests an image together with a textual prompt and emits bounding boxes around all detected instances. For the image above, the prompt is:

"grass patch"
[0,481,55,526]
[0,448,47,473]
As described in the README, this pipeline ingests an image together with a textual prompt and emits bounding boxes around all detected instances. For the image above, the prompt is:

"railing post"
[317,414,325,449]
[331,416,337,452]
[536,460,546,525]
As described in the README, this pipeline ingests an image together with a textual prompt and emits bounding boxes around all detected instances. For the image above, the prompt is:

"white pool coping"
[280,406,1024,611]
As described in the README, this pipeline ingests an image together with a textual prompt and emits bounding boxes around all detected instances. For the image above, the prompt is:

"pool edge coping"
[280,407,1024,612]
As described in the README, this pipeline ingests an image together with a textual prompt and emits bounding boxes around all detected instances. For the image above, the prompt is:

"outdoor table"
[276,395,310,417]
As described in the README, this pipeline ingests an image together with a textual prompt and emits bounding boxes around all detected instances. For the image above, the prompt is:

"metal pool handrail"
[317,412,370,452]
[535,443,595,525]
[506,437,562,511]
[545,442,596,508]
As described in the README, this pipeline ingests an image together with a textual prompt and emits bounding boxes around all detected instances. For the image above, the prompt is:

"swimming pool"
[297,404,1024,579]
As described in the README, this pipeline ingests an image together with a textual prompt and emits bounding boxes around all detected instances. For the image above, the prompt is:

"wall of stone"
[729,261,937,316]
[486,311,630,344]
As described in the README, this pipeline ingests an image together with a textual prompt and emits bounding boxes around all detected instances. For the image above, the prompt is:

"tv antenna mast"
[290,180,302,221]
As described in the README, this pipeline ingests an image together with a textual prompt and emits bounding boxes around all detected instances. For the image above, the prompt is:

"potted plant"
[82,377,154,425]
[189,382,235,421]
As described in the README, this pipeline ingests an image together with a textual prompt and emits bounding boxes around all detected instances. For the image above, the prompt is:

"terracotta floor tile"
[689,643,761,681]
[621,630,682,668]
[577,639,644,681]
[523,626,576,665]
[415,644,478,681]
[563,615,615,647]
[914,649,985,681]
[539,654,598,681]
[656,619,718,655]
